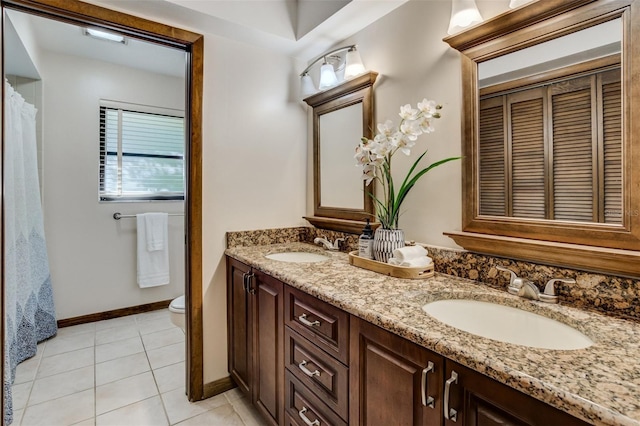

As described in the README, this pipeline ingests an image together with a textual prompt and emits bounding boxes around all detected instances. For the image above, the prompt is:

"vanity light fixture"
[299,45,365,98]
[83,28,127,44]
[447,0,484,35]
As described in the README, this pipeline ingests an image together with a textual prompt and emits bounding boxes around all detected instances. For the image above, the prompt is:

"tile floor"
[11,309,266,426]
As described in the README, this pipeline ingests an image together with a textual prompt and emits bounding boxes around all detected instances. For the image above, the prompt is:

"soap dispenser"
[358,219,374,259]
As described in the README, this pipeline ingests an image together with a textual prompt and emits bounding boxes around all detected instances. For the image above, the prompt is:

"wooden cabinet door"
[226,257,252,396]
[350,317,444,426]
[443,360,589,426]
[252,270,284,426]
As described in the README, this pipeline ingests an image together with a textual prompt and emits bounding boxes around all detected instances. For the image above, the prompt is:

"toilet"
[169,295,185,330]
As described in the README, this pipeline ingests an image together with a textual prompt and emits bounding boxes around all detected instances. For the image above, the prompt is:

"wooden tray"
[348,251,434,280]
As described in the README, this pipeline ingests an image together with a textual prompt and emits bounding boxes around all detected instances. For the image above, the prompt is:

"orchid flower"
[399,104,418,120]
[355,98,460,229]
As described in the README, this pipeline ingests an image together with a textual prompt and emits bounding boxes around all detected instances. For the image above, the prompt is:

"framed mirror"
[304,71,378,234]
[443,0,640,277]
[476,18,621,224]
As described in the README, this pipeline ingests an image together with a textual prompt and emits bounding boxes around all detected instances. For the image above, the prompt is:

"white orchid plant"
[354,98,459,230]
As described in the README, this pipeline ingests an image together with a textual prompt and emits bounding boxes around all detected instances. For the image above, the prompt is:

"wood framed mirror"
[304,71,378,234]
[443,0,640,277]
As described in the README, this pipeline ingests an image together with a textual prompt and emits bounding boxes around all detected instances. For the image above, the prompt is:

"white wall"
[39,50,186,319]
[307,0,512,250]
[5,75,43,195]
[5,10,43,78]
[201,35,307,382]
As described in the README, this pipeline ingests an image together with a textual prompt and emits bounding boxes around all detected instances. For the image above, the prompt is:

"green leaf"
[368,190,392,228]
[395,156,461,209]
[398,150,429,197]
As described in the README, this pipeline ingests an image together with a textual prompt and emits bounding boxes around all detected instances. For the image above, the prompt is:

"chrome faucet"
[497,266,575,304]
[518,281,542,300]
[539,278,576,304]
[313,236,345,251]
[496,266,527,295]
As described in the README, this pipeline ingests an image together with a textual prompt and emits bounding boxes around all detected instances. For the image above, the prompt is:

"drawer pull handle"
[298,407,320,426]
[299,313,321,327]
[444,370,459,422]
[421,361,435,408]
[299,360,321,377]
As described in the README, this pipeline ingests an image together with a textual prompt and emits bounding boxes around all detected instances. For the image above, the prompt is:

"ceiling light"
[447,0,484,35]
[84,28,126,44]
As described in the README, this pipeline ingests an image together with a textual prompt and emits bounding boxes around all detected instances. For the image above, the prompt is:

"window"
[478,67,621,224]
[99,100,185,201]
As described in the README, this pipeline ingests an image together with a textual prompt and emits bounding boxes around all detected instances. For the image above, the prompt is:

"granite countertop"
[225,242,640,426]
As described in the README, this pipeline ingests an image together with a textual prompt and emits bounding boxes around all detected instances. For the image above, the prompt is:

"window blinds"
[99,103,185,201]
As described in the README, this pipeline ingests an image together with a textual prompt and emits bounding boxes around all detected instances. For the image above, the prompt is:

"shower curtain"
[4,81,57,424]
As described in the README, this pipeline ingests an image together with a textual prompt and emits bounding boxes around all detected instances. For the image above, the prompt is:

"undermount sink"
[422,299,593,350]
[265,252,330,263]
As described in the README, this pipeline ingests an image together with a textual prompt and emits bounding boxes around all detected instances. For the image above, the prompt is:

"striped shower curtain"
[4,81,57,424]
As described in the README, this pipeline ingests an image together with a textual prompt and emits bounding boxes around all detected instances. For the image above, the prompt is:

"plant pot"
[373,228,405,263]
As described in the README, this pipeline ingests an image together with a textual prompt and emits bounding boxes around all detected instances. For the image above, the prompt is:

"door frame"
[0,0,205,415]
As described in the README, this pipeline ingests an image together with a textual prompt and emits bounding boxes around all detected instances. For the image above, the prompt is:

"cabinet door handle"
[421,361,435,408]
[298,407,320,426]
[245,273,255,294]
[298,360,321,377]
[298,313,320,327]
[444,370,458,422]
[242,272,248,292]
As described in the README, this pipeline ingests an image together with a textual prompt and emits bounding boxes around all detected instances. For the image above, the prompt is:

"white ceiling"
[85,0,409,59]
[5,0,409,80]
[5,9,187,78]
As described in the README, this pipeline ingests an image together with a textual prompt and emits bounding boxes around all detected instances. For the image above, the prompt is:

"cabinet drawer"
[284,412,303,426]
[285,371,347,426]
[285,286,349,364]
[285,328,348,420]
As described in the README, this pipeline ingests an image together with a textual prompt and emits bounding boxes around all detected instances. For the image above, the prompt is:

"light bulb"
[300,74,317,98]
[447,0,483,35]
[344,48,365,79]
[318,62,338,90]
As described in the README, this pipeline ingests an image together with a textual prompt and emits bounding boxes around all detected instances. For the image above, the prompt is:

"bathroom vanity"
[225,241,640,426]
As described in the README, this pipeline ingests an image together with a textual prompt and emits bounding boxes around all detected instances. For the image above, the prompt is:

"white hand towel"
[144,212,167,251]
[137,213,170,288]
[392,245,428,261]
[388,256,433,268]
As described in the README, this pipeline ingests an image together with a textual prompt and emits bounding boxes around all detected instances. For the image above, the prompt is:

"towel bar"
[113,212,184,220]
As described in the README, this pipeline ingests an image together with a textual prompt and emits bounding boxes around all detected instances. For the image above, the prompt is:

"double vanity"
[225,240,640,426]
